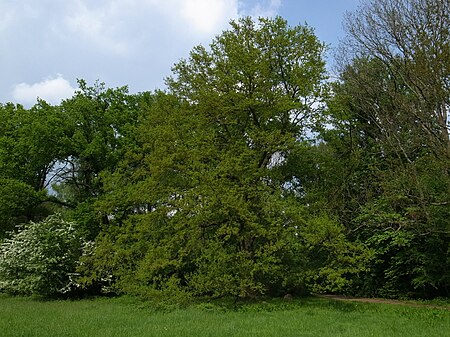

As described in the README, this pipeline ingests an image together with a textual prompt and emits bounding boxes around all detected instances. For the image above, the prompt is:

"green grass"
[0,295,449,337]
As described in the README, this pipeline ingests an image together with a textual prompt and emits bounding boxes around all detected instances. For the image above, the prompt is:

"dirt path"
[317,294,450,311]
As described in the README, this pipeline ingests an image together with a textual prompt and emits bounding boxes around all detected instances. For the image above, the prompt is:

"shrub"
[0,214,85,297]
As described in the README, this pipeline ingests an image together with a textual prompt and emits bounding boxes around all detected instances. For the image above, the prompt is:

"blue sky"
[0,0,360,106]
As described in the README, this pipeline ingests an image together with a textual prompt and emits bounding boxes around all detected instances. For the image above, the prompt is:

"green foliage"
[84,16,330,299]
[321,19,450,297]
[0,102,68,233]
[0,179,46,237]
[0,87,141,238]
[0,214,85,297]
[0,101,71,189]
[55,80,141,204]
[301,216,373,294]
[352,198,450,298]
[1,8,447,301]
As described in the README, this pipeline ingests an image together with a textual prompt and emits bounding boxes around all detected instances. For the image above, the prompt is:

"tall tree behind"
[0,101,70,236]
[54,80,142,238]
[330,0,450,298]
[341,0,449,159]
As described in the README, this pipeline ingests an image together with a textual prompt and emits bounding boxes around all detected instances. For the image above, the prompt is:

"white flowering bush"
[0,214,85,297]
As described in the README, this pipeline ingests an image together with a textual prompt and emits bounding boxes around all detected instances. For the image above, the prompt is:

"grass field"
[0,295,449,337]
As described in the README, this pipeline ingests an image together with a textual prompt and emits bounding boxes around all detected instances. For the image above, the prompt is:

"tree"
[0,101,70,191]
[0,81,141,239]
[0,101,69,236]
[52,80,142,239]
[56,80,141,204]
[325,0,450,298]
[341,0,450,160]
[81,16,355,298]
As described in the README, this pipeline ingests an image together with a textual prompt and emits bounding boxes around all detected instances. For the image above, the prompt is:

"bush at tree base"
[0,214,85,297]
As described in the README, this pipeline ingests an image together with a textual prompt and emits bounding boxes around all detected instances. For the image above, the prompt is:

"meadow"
[0,295,449,337]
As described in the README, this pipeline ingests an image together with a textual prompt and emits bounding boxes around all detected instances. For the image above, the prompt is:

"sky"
[0,0,361,106]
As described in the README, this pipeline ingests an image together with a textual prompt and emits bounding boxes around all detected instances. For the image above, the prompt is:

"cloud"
[0,1,283,103]
[63,0,239,55]
[178,0,239,35]
[247,0,282,18]
[64,0,129,55]
[12,75,76,106]
[0,8,14,33]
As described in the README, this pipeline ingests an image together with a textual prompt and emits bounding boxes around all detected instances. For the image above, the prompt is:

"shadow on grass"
[300,296,361,312]
[0,291,362,314]
[192,295,361,313]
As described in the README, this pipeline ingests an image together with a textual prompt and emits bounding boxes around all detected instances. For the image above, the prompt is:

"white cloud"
[0,8,14,33]
[12,75,76,106]
[64,0,129,55]
[0,1,283,103]
[248,0,282,18]
[63,0,239,54]
[178,0,239,35]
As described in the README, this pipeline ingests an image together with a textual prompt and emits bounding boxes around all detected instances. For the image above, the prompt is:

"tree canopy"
[0,6,448,300]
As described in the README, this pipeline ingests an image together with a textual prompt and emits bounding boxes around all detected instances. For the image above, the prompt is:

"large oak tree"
[82,17,362,298]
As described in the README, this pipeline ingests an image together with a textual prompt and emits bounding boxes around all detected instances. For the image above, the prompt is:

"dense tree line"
[0,0,448,299]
